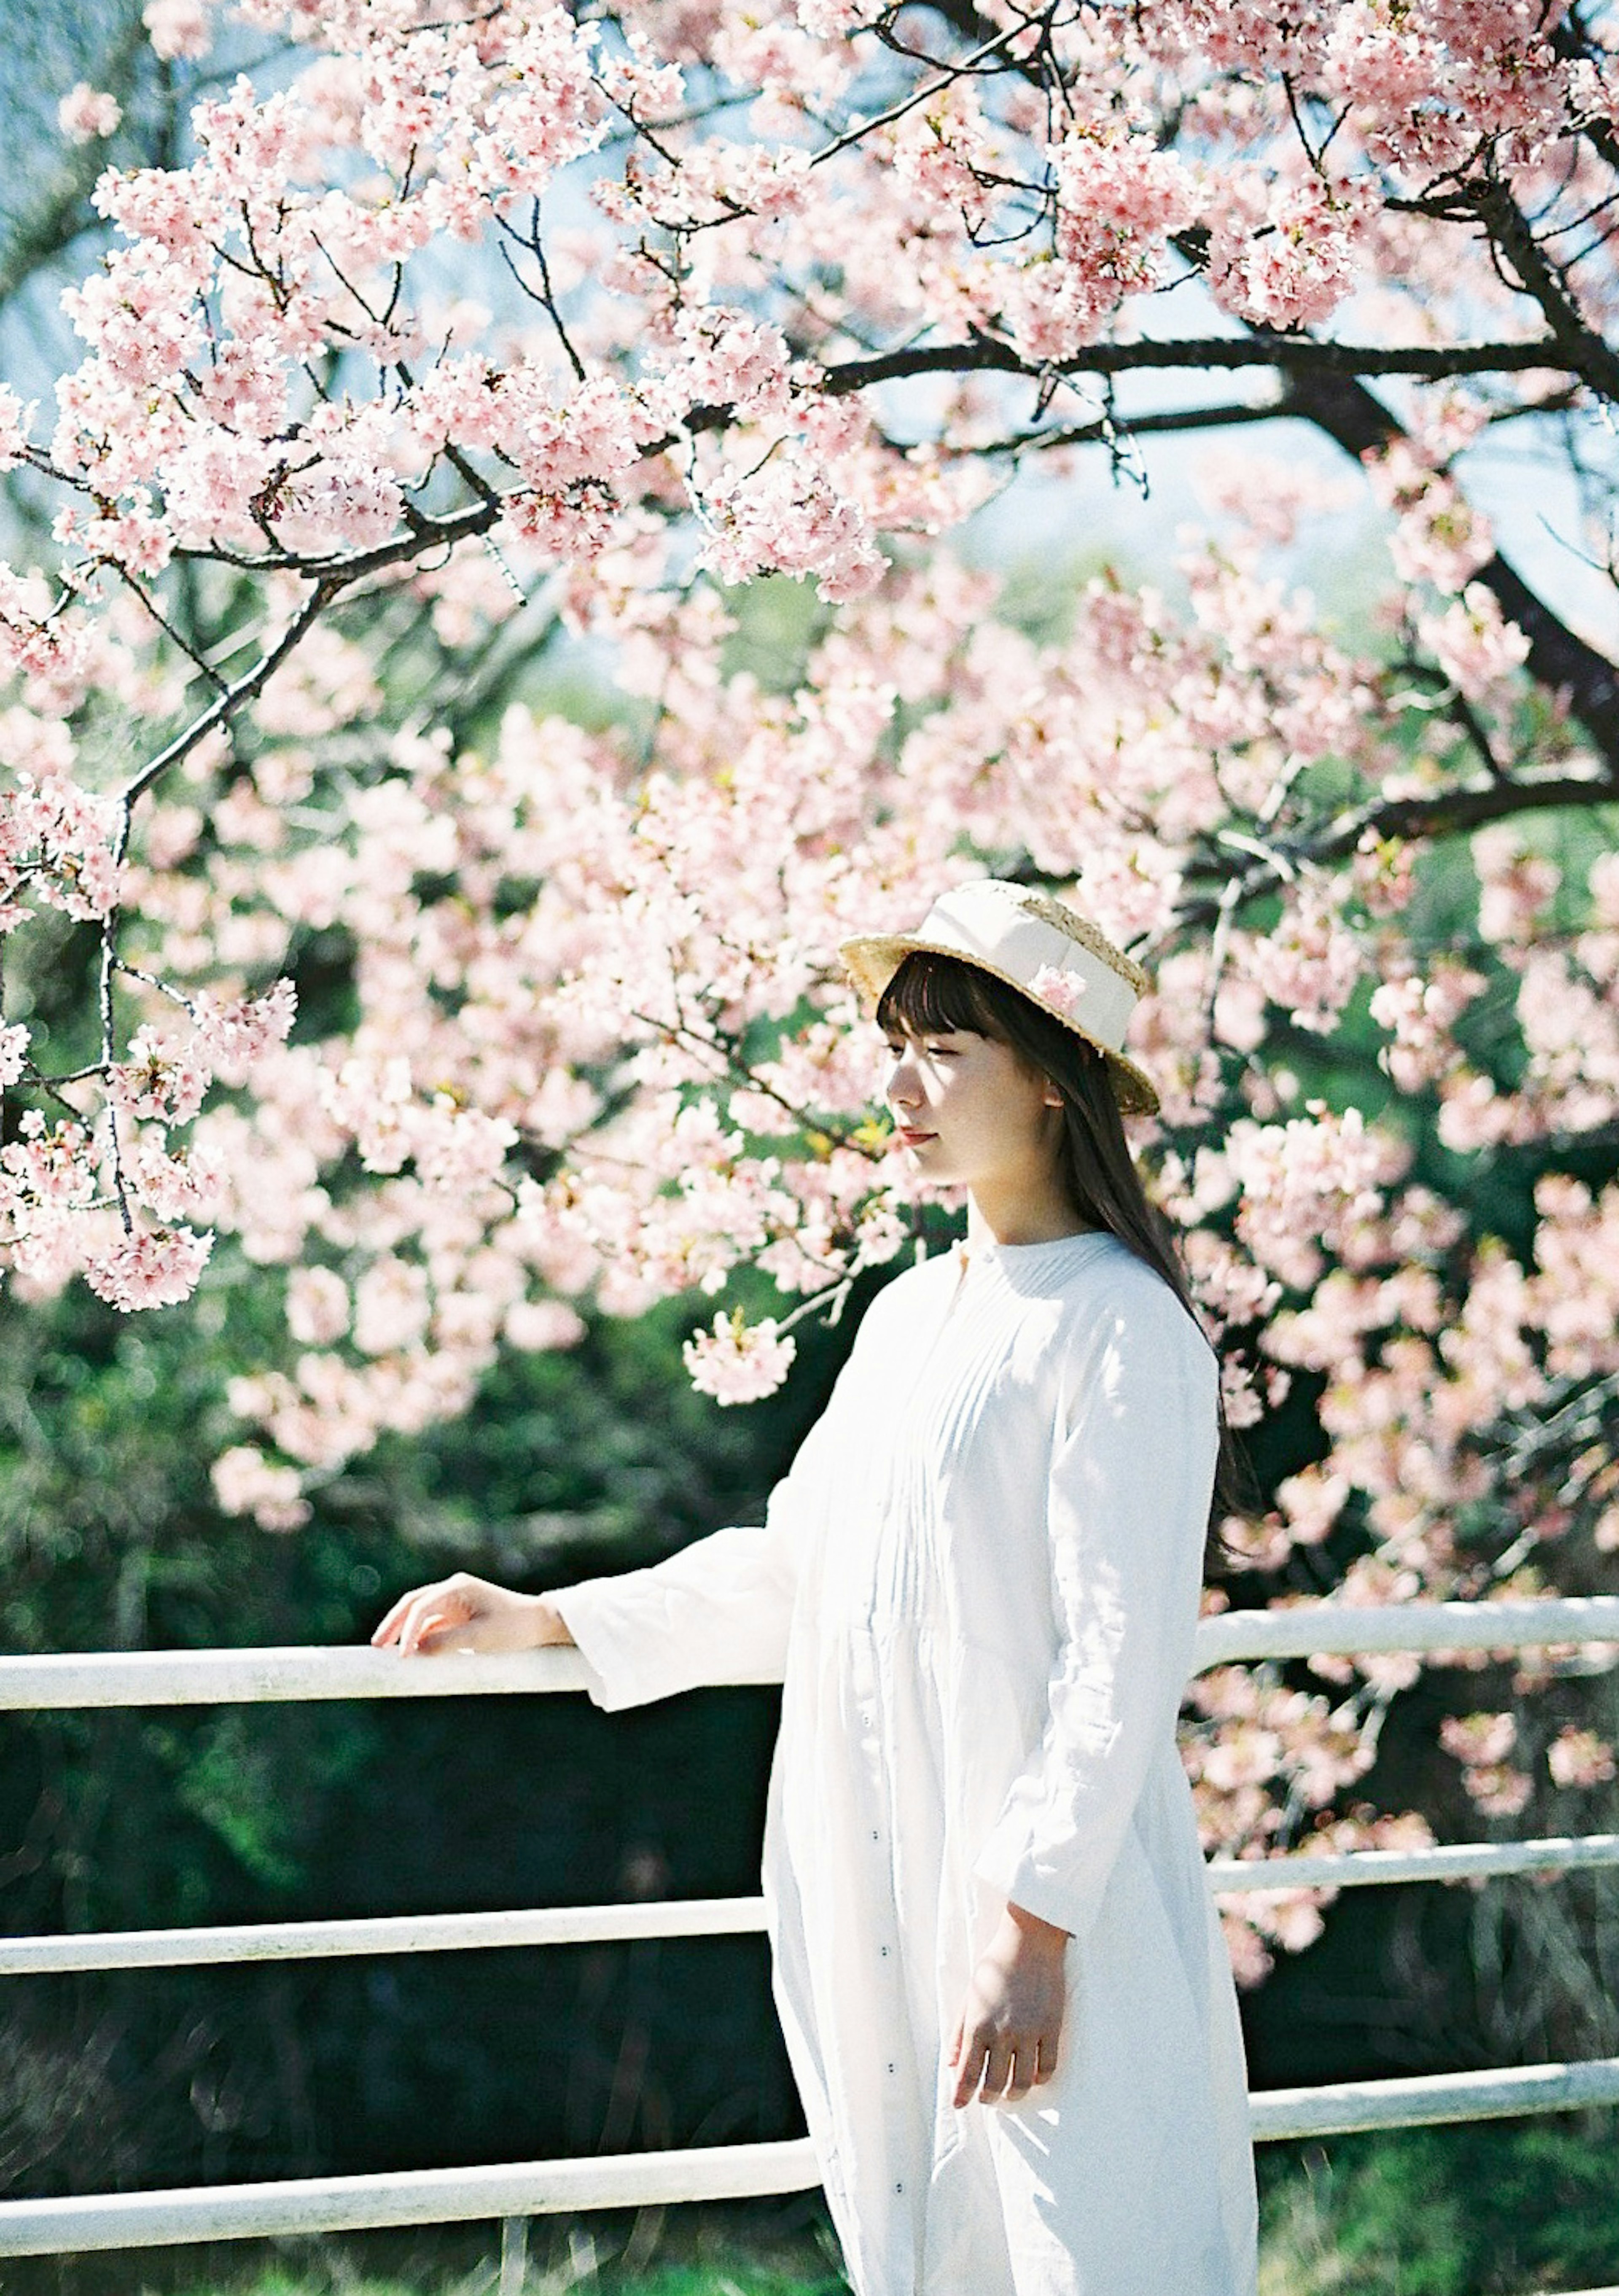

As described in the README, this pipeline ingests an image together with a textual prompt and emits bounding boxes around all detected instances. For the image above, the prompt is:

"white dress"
[552,1230,1259,2296]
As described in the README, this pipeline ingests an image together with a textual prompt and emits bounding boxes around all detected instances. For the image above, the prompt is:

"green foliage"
[129,2267,841,2296]
[1259,2114,1619,2295]
[983,544,1142,651]
[717,572,832,695]
[58,2258,846,2296]
[604,2273,843,2296]
[0,2198,848,2296]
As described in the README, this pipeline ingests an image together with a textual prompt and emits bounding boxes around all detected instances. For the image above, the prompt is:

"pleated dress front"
[553,1229,1259,2296]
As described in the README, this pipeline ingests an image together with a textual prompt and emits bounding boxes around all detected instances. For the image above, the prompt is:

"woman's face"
[881,1024,1060,1197]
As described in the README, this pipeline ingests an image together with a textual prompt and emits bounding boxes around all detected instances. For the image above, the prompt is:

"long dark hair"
[875,948,1247,1537]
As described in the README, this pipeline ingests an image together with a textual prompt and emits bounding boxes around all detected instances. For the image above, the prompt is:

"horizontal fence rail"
[1248,2055,1619,2140]
[4,1593,1618,1711]
[0,1896,772,1976]
[0,2139,825,2256]
[1206,1830,1619,1897]
[5,2059,1619,2256]
[0,1643,600,1709]
[7,1595,1619,2257]
[10,1836,1619,1977]
[1193,1593,1619,1670]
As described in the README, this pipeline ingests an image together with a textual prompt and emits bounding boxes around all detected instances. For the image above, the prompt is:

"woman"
[374,878,1260,2296]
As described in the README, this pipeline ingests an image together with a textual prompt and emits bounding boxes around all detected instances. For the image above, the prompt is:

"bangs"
[875,950,1013,1040]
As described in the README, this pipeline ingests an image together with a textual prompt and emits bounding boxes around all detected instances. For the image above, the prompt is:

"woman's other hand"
[948,1900,1069,2108]
[371,1571,575,1657]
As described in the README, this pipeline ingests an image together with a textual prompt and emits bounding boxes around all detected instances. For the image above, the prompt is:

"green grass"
[6,2211,850,2296]
[1257,2114,1619,2296]
[157,2274,840,2296]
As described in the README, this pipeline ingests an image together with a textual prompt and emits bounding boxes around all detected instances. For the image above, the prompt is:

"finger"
[398,1597,465,1655]
[951,2042,988,2110]
[392,1598,435,1656]
[1000,2051,1033,2105]
[371,1591,421,1646]
[410,1609,473,1655]
[946,2015,963,2069]
[1032,2031,1060,2088]
[378,1586,454,1653]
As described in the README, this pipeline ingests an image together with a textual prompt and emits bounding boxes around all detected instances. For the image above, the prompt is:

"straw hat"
[839,878,1159,1116]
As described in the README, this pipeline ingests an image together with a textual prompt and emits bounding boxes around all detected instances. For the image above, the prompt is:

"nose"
[885,1045,922,1110]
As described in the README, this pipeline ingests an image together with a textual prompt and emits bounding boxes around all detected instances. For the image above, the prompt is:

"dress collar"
[953,1228,1115,1283]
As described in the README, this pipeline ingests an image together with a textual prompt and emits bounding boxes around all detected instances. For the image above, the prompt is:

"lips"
[896,1127,936,1146]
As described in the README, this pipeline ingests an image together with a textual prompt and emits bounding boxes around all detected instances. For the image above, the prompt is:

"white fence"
[3,1595,1619,2264]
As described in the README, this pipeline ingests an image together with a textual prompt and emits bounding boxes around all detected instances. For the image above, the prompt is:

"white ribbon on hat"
[910,883,1139,1050]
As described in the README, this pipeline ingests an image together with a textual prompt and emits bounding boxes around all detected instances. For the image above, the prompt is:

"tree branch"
[118,576,341,809]
[816,332,1574,397]
[1169,770,1617,937]
[1474,175,1619,404]
[968,396,1283,458]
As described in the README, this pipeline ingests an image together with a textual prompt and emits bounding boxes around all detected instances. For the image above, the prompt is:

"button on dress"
[553,1230,1259,2296]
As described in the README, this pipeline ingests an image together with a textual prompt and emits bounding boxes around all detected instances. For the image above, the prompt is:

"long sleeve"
[549,1354,849,1714]
[971,1279,1218,1942]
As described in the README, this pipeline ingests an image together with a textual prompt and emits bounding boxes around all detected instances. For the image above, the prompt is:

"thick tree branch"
[818,332,1573,396]
[1474,177,1619,404]
[1169,770,1617,938]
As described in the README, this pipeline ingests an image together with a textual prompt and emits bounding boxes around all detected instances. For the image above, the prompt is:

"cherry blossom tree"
[3,0,1619,1985]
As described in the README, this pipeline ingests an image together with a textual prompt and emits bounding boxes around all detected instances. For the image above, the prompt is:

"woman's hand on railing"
[371,1572,576,1657]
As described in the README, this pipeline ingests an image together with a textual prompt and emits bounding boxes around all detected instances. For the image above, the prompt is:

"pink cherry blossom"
[1027,964,1087,1020]
[0,387,31,472]
[84,1222,213,1310]
[505,1298,587,1352]
[285,1265,350,1346]
[1208,172,1366,333]
[1247,888,1362,1035]
[683,1309,799,1405]
[142,0,210,60]
[1548,1728,1617,1790]
[1460,1764,1535,1820]
[1440,1709,1517,1768]
[212,1443,310,1531]
[1367,445,1495,595]
[58,85,122,144]
[107,1028,210,1125]
[1418,587,1530,700]
[188,979,297,1078]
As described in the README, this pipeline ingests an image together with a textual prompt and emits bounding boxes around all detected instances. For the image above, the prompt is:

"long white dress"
[551,1230,1259,2296]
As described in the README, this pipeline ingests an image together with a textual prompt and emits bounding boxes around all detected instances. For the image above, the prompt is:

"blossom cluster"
[0,0,1598,630]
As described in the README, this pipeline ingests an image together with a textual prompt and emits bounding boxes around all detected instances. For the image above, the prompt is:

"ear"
[1042,1085,1063,1109]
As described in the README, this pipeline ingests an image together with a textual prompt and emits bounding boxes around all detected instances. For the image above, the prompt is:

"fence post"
[498,2213,528,2294]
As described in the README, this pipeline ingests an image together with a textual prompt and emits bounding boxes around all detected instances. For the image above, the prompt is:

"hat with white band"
[838,878,1159,1116]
